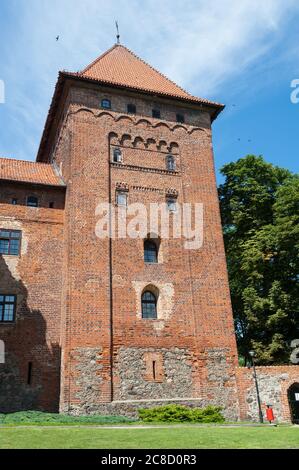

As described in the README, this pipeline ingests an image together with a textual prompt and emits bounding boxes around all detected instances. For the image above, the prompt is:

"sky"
[0,0,298,182]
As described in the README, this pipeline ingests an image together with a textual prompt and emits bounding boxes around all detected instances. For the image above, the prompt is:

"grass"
[0,425,298,449]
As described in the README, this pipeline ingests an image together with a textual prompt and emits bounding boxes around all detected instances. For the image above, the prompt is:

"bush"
[0,411,135,425]
[138,404,225,423]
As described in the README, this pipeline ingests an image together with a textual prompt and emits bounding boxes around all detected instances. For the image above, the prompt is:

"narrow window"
[166,155,176,171]
[152,361,156,380]
[0,229,21,255]
[101,99,111,109]
[127,103,136,114]
[27,362,33,385]
[27,196,38,207]
[49,202,54,208]
[0,295,16,322]
[116,191,127,207]
[142,291,157,319]
[144,240,158,263]
[152,109,161,119]
[176,113,185,123]
[113,147,122,163]
[167,197,177,212]
[11,198,18,205]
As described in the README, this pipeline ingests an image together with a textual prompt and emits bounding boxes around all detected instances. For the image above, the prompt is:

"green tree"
[219,155,299,364]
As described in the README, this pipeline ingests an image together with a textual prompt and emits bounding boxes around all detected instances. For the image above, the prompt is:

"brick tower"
[0,44,239,419]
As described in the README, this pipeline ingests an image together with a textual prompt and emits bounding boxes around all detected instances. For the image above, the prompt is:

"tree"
[219,155,299,364]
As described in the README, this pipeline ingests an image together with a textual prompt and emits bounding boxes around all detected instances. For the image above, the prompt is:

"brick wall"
[0,198,64,412]
[52,83,239,419]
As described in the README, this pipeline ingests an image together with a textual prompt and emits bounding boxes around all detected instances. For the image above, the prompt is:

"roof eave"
[0,177,66,188]
[36,71,225,162]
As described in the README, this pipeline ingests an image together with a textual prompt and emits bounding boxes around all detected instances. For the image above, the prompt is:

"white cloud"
[0,0,298,160]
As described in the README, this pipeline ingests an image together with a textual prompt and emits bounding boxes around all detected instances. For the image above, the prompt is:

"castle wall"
[53,84,239,419]
[0,198,64,412]
[237,365,299,422]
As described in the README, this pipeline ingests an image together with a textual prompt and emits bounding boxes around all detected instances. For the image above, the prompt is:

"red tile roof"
[75,44,223,107]
[37,43,224,162]
[0,157,65,186]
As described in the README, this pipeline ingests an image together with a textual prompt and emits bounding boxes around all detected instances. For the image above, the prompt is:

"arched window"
[113,147,122,163]
[142,291,157,319]
[127,103,136,114]
[27,196,38,207]
[144,239,158,263]
[101,99,111,109]
[166,155,176,171]
[166,197,177,212]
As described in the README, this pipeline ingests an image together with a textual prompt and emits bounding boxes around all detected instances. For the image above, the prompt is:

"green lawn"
[0,425,298,449]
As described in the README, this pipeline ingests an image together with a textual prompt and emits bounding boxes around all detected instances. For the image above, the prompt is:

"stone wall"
[237,365,299,423]
[114,347,193,400]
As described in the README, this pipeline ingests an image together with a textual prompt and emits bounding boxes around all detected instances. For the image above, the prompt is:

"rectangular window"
[26,196,38,207]
[0,229,21,255]
[176,113,185,123]
[116,192,127,206]
[152,109,161,119]
[166,198,177,212]
[0,295,16,322]
[127,104,136,114]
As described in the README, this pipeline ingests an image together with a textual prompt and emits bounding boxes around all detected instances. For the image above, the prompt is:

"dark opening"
[11,198,18,205]
[49,202,54,208]
[288,383,299,424]
[152,109,161,119]
[27,362,33,385]
[152,361,156,380]
[127,103,136,114]
[27,196,38,207]
[176,113,185,123]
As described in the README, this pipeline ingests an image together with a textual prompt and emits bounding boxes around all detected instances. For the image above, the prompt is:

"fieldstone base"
[64,397,238,420]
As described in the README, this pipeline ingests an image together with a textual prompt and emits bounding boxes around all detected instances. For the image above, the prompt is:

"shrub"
[138,404,225,423]
[0,411,135,425]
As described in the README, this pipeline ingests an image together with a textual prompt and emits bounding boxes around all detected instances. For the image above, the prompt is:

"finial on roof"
[115,20,120,44]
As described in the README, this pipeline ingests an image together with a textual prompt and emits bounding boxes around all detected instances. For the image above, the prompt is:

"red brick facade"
[0,44,297,420]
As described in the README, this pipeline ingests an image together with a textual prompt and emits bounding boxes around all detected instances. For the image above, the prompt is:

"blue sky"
[0,0,298,182]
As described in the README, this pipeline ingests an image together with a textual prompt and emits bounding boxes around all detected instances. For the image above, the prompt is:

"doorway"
[288,383,299,424]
